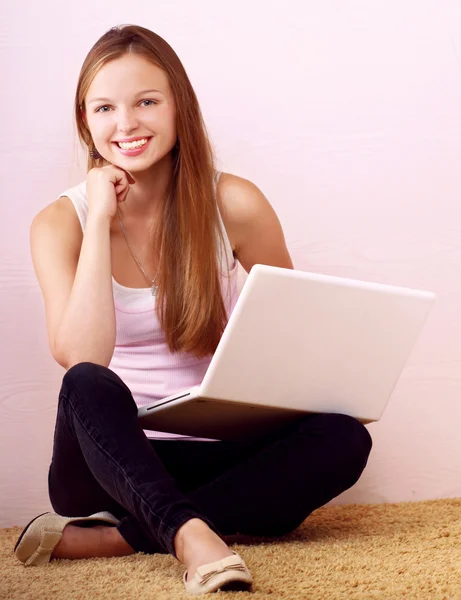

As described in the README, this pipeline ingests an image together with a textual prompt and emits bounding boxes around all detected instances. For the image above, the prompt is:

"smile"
[116,137,150,149]
[113,137,153,156]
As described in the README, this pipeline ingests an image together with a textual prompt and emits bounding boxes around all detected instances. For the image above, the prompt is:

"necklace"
[116,208,161,297]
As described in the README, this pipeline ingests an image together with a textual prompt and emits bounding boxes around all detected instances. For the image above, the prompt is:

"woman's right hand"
[86,165,136,222]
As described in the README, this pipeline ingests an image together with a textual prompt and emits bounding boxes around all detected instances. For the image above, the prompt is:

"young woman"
[14,24,372,595]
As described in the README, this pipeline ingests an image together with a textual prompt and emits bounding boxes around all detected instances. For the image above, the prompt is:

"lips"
[113,136,153,156]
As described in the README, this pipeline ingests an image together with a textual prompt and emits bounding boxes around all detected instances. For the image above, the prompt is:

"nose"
[116,107,139,134]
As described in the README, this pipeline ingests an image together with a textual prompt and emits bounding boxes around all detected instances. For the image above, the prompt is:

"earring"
[90,147,102,159]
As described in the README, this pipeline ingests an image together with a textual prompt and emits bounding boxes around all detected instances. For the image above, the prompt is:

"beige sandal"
[14,511,120,567]
[183,551,253,595]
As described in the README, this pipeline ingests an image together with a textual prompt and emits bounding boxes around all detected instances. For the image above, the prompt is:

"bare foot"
[52,524,135,560]
[174,519,235,582]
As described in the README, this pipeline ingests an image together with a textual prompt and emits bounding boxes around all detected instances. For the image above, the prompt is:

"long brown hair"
[74,25,228,357]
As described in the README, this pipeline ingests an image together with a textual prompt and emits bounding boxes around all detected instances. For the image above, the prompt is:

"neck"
[120,152,174,220]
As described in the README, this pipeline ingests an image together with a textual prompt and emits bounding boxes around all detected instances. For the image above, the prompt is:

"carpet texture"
[1,499,460,600]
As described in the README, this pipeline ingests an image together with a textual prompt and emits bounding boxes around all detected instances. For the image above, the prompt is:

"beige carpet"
[1,499,460,600]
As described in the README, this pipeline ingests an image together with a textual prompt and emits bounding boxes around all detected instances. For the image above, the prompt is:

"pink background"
[2,0,461,526]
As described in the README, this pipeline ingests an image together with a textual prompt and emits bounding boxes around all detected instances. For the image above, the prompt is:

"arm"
[30,197,116,370]
[216,173,293,273]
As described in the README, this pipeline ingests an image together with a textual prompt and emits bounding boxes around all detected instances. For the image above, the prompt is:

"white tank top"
[59,171,239,440]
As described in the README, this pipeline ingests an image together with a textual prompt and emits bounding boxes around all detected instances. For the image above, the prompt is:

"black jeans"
[48,362,372,558]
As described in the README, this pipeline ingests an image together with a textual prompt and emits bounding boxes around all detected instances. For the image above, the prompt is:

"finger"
[112,167,135,185]
[117,186,130,203]
[114,183,128,196]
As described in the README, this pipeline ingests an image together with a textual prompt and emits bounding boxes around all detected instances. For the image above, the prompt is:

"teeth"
[118,138,149,150]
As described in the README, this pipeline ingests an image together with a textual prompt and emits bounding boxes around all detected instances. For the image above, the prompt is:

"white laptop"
[138,264,435,440]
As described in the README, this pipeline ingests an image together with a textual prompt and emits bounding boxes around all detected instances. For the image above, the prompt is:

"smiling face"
[83,53,177,172]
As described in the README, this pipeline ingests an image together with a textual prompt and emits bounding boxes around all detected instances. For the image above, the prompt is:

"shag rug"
[1,499,460,599]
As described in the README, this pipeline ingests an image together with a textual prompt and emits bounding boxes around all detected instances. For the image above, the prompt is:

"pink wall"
[2,1,461,526]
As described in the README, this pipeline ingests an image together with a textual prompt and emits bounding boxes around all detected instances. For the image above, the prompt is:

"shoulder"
[216,173,273,250]
[216,172,268,224]
[30,196,82,251]
[32,196,80,228]
[216,172,293,272]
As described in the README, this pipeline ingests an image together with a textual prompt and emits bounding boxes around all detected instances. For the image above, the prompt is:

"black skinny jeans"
[48,362,372,558]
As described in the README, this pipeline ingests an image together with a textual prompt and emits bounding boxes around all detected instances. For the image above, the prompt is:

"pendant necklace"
[116,208,161,297]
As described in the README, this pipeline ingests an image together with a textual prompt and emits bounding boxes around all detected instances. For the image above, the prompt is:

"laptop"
[137,264,435,440]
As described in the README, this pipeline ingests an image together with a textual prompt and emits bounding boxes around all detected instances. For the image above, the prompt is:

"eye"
[94,100,157,113]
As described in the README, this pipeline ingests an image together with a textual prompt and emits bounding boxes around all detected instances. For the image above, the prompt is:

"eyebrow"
[87,89,163,105]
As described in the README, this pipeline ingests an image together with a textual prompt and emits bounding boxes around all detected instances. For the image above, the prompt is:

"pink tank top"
[59,172,240,440]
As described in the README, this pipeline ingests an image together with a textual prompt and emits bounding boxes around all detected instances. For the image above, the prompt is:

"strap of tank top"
[213,170,235,269]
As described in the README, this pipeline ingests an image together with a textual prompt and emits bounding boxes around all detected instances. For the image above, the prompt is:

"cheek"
[153,106,176,134]
[85,117,106,141]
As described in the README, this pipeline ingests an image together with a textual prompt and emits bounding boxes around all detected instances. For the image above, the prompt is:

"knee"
[325,413,372,452]
[61,362,134,410]
[63,361,110,387]
[61,362,105,404]
[299,413,372,477]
